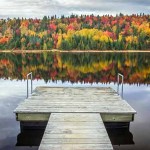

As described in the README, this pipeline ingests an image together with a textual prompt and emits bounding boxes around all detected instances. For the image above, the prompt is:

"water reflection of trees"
[0,52,150,85]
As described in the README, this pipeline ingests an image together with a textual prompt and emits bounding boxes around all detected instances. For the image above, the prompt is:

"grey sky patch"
[0,0,149,18]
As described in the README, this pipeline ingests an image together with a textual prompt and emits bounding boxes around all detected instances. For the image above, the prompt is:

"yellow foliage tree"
[56,34,62,49]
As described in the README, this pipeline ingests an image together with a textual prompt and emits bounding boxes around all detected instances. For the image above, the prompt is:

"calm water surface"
[0,52,150,150]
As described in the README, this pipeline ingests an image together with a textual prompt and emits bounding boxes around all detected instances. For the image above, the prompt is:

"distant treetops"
[0,14,149,50]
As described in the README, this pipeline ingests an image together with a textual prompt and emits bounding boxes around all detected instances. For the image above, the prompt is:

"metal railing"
[27,72,33,98]
[117,73,124,98]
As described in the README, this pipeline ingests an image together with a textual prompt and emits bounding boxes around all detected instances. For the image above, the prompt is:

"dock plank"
[38,144,113,150]
[14,87,136,115]
[39,113,113,150]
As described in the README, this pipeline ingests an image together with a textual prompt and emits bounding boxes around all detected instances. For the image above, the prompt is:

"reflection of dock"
[106,127,134,145]
[16,130,44,146]
[14,87,136,150]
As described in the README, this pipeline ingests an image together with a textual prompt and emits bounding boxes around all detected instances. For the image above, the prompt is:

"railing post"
[27,75,28,98]
[117,73,119,94]
[27,72,33,98]
[31,73,33,94]
[117,73,124,98]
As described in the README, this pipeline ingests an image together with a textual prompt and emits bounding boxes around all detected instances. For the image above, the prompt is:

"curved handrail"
[27,72,33,98]
[117,73,124,98]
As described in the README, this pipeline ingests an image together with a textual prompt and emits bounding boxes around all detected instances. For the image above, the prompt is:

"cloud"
[0,0,149,18]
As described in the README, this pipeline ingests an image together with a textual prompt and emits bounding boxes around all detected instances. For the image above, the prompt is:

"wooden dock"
[39,113,113,150]
[14,87,136,150]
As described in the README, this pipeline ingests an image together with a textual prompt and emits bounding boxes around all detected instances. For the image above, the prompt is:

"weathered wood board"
[38,113,113,150]
[14,87,136,122]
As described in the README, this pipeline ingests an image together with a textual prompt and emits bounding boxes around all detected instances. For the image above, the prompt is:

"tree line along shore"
[0,14,149,51]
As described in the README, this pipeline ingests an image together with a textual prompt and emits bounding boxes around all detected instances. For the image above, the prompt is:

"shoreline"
[0,49,150,53]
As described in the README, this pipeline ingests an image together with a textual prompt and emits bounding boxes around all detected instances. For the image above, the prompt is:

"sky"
[0,0,149,18]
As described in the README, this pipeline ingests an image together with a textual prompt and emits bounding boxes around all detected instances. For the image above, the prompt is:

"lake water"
[0,52,150,150]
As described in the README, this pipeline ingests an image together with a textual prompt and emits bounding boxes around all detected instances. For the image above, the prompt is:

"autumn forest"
[0,14,149,50]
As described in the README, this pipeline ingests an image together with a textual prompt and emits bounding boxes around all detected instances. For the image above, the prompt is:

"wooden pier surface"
[15,87,135,114]
[14,86,136,150]
[39,113,113,150]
